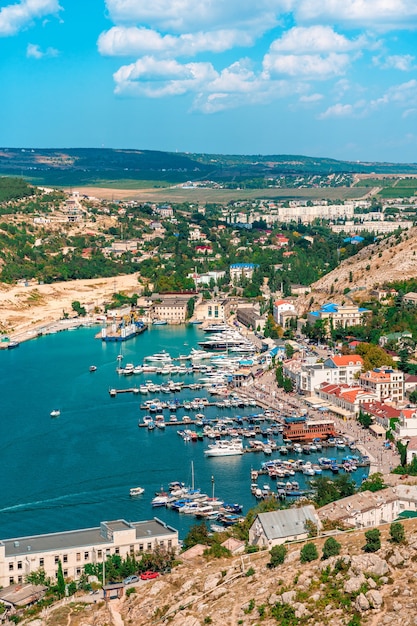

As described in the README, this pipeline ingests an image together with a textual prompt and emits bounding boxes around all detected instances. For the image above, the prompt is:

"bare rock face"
[349,554,389,577]
[281,590,297,604]
[171,614,200,626]
[344,573,366,594]
[388,549,405,568]
[366,589,383,609]
[203,572,222,592]
[355,593,370,612]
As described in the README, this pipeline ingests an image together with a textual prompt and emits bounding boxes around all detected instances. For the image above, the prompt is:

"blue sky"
[1,0,417,162]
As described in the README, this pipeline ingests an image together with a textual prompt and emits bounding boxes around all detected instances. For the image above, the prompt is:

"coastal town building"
[318,485,417,529]
[307,303,370,332]
[230,263,259,283]
[360,401,402,430]
[273,299,296,326]
[331,220,413,234]
[236,305,266,332]
[403,292,417,306]
[295,355,364,395]
[249,505,322,548]
[406,437,417,464]
[195,299,229,322]
[152,299,188,323]
[359,367,404,403]
[290,284,311,296]
[317,383,376,417]
[394,408,417,440]
[0,518,178,588]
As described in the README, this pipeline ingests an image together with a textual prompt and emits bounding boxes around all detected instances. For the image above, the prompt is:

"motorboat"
[50,409,60,417]
[130,486,144,497]
[204,438,244,457]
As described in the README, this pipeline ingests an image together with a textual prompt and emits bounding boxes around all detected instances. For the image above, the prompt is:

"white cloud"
[296,0,417,30]
[113,54,306,112]
[299,93,323,103]
[269,25,366,53]
[104,0,290,34]
[26,42,58,58]
[0,0,61,37]
[263,52,351,79]
[373,54,415,71]
[98,26,254,57]
[370,79,417,109]
[319,102,355,118]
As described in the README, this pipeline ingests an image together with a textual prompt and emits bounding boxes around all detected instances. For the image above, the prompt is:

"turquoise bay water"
[0,325,366,540]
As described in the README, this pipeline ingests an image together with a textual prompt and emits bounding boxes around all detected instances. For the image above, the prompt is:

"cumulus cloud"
[319,102,356,118]
[98,26,254,57]
[264,52,351,79]
[104,0,290,33]
[0,0,61,37]
[370,79,417,109]
[269,25,366,53]
[296,0,417,30]
[299,93,323,103]
[26,42,58,58]
[113,54,306,112]
[373,54,415,71]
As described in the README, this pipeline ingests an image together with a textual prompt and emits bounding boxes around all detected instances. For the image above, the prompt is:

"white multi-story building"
[0,518,178,588]
[230,263,259,283]
[297,355,363,395]
[273,299,296,326]
[360,367,404,403]
[307,303,370,331]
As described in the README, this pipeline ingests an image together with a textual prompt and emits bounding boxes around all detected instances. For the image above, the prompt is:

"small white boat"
[50,409,60,417]
[130,486,145,497]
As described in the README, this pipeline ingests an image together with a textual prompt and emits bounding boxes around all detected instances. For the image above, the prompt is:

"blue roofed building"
[307,303,370,333]
[230,262,259,282]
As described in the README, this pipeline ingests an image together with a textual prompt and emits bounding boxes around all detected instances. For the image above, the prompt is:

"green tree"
[304,519,318,538]
[71,300,87,316]
[57,560,66,598]
[360,472,386,493]
[358,410,373,429]
[322,537,341,560]
[183,521,211,550]
[300,542,318,563]
[389,522,405,544]
[268,544,287,568]
[363,529,381,553]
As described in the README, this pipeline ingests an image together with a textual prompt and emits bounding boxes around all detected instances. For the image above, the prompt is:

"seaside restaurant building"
[0,518,178,588]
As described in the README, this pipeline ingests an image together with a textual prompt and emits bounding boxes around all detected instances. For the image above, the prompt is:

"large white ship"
[204,438,244,457]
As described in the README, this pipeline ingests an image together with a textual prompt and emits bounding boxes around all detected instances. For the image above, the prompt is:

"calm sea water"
[0,325,366,541]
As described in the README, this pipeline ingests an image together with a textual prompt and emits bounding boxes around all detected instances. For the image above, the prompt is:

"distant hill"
[1,147,417,186]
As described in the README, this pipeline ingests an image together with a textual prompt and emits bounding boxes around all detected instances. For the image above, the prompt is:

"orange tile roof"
[331,355,363,367]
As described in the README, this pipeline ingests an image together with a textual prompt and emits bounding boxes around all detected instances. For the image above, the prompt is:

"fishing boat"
[130,486,144,497]
[50,409,60,417]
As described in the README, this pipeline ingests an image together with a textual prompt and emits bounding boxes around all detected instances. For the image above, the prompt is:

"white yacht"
[204,439,244,457]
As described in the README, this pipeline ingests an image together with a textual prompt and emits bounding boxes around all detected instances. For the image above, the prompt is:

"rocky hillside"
[27,517,417,626]
[298,226,417,312]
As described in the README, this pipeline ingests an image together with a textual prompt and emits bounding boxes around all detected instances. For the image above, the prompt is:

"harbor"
[0,323,370,541]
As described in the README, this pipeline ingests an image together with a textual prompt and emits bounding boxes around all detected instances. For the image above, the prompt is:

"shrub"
[300,542,318,563]
[322,537,341,560]
[268,544,287,568]
[363,529,381,553]
[389,522,405,544]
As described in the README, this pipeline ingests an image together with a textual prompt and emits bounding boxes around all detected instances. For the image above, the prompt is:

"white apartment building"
[307,303,370,331]
[273,299,296,326]
[297,355,363,395]
[394,408,417,440]
[359,367,404,403]
[229,263,259,282]
[0,518,178,588]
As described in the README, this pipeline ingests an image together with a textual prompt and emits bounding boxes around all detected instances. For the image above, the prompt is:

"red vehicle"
[140,570,160,580]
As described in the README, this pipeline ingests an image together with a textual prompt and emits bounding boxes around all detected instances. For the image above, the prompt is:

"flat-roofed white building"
[0,518,178,588]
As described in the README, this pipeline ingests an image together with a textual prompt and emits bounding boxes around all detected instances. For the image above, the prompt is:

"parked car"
[123,575,139,585]
[140,570,160,580]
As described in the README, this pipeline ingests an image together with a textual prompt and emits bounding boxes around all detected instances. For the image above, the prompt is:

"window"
[76,553,81,562]
[63,554,68,563]
[139,544,143,552]
[84,551,89,560]
[147,542,152,550]
[17,561,22,570]
[97,550,102,559]
[55,556,59,564]
[168,540,172,549]
[40,558,44,567]
[76,568,81,576]
[160,540,164,547]
[64,570,68,577]
[9,577,14,585]
[9,563,13,571]
[130,545,134,555]
[115,547,120,555]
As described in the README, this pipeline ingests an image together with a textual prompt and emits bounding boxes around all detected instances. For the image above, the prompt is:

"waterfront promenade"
[243,369,400,479]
